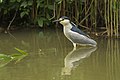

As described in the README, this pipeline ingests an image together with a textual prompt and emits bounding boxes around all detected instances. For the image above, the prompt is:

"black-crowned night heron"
[53,16,97,49]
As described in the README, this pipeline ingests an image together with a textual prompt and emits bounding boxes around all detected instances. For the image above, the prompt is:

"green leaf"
[17,0,21,2]
[15,54,27,64]
[11,53,27,64]
[21,1,27,8]
[0,54,12,68]
[0,0,3,3]
[36,0,44,8]
[28,0,33,6]
[37,2,40,8]
[0,54,11,60]
[4,10,8,14]
[20,11,29,18]
[0,48,28,68]
[14,48,27,55]
[10,0,16,2]
[47,5,54,10]
[55,0,62,4]
[46,13,50,19]
[20,12,26,18]
[39,4,44,8]
[38,19,43,27]
[0,59,12,68]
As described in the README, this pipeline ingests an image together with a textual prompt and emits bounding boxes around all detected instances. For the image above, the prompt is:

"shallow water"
[0,29,120,80]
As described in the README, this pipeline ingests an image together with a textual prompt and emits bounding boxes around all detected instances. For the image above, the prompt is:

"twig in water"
[8,31,16,39]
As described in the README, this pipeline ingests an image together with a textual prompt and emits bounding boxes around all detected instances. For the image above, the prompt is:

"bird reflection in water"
[61,47,97,75]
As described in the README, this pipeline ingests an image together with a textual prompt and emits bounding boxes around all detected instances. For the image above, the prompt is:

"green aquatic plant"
[0,48,28,68]
[0,54,12,67]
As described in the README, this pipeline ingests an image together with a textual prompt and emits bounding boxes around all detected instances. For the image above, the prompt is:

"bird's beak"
[52,20,61,23]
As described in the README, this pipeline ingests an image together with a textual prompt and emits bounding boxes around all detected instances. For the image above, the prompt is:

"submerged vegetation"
[0,48,28,68]
[0,0,120,37]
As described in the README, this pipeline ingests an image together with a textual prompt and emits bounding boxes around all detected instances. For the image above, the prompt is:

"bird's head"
[53,16,70,26]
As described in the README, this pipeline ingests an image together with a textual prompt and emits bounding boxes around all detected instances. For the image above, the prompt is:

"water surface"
[0,29,120,80]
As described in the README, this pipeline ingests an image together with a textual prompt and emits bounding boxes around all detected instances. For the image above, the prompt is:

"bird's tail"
[89,39,97,47]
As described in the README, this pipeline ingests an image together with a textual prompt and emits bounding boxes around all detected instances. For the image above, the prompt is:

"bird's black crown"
[60,16,69,20]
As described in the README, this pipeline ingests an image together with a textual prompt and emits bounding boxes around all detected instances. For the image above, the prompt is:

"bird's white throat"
[60,19,70,26]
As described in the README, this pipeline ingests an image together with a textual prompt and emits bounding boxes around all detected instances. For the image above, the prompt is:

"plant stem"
[7,10,17,31]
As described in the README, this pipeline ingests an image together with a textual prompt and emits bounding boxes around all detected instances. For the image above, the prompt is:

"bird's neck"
[63,23,73,30]
[63,23,73,37]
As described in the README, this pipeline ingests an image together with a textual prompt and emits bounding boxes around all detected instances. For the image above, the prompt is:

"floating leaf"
[0,54,11,60]
[0,54,12,68]
[0,48,28,68]
[15,47,27,55]
[0,59,12,68]
[11,53,27,64]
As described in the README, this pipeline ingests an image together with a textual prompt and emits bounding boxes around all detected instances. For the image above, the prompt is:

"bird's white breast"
[63,23,74,42]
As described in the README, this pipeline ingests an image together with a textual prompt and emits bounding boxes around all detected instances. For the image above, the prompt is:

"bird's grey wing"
[70,22,90,38]
[68,31,96,45]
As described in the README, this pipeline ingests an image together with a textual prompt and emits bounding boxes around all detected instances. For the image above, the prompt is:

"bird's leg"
[73,43,76,50]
